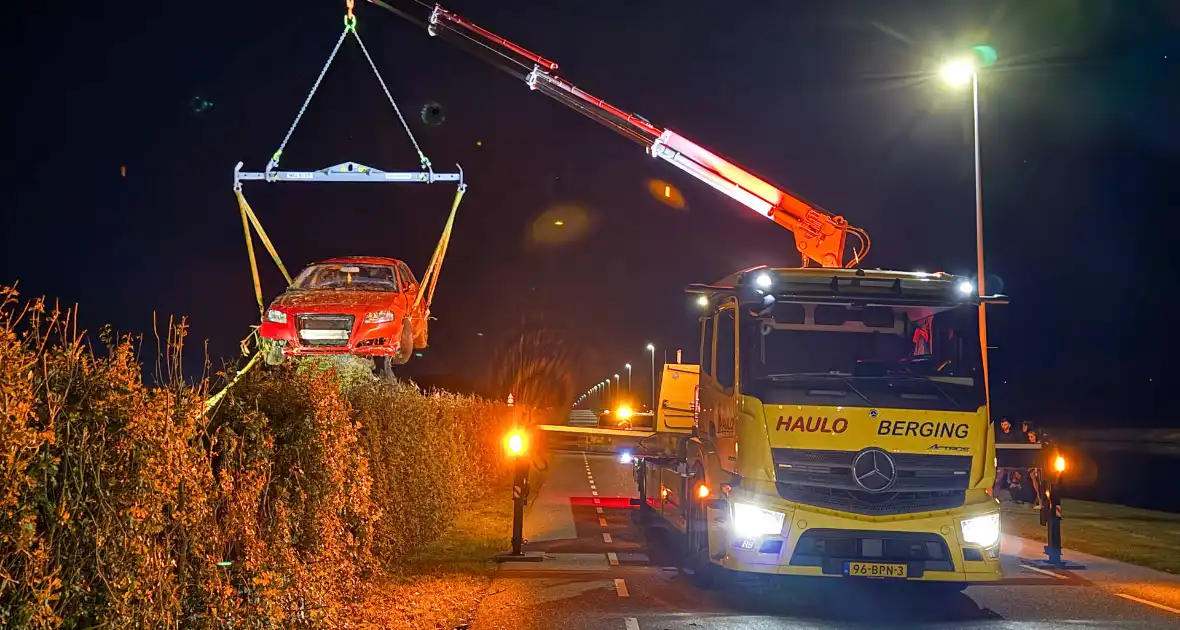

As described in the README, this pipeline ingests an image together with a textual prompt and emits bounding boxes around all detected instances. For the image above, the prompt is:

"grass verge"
[1002,499,1180,575]
[355,466,548,629]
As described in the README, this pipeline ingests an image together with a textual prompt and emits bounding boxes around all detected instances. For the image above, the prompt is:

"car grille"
[772,448,971,516]
[295,314,355,348]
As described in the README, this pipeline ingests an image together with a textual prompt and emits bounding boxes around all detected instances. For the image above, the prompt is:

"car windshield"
[738,301,985,411]
[291,264,399,292]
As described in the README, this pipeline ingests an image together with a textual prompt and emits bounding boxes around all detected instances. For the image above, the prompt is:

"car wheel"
[372,356,396,383]
[391,318,414,365]
[262,341,286,366]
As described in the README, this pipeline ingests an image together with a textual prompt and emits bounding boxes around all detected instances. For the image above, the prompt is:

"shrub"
[0,286,512,627]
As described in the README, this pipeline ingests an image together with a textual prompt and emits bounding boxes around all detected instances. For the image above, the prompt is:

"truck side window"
[715,307,736,391]
[700,314,715,379]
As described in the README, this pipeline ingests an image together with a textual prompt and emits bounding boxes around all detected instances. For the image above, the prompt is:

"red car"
[259,256,428,369]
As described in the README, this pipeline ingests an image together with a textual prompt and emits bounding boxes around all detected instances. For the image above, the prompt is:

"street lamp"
[939,51,992,408]
[646,343,656,411]
[614,373,620,392]
[625,363,632,392]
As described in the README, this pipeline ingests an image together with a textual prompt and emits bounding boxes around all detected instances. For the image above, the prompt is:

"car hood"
[269,289,403,315]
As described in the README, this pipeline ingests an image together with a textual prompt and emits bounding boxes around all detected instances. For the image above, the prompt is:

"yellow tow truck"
[633,266,1005,591]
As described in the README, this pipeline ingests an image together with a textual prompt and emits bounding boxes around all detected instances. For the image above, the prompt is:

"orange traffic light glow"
[1053,455,1066,473]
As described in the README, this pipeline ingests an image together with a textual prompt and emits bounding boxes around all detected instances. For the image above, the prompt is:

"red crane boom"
[370,1,869,268]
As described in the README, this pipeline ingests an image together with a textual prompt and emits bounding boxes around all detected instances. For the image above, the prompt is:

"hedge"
[0,287,512,628]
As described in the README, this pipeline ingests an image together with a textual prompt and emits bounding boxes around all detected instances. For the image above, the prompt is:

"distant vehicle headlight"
[364,310,396,324]
[619,451,634,464]
[754,273,773,289]
[731,502,785,539]
[960,512,1001,548]
[265,309,287,324]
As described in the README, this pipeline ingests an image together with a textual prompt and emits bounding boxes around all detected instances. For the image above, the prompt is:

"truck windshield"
[739,302,985,412]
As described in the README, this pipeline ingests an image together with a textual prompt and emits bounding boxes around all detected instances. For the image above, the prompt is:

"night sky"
[3,1,1177,427]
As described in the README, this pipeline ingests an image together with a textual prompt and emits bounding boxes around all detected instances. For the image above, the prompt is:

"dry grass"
[356,469,546,629]
[1003,499,1180,574]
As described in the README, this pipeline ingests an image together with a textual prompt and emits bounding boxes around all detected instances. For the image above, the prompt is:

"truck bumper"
[712,499,1003,583]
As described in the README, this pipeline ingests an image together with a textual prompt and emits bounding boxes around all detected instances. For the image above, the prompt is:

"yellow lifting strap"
[234,187,294,314]
[413,184,467,315]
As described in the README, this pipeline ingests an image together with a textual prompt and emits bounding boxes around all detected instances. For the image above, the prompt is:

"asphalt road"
[472,452,1180,629]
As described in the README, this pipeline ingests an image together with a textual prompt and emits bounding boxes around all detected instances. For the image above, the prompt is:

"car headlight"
[731,502,786,539]
[364,310,396,324]
[619,451,634,464]
[265,309,287,324]
[960,512,1001,548]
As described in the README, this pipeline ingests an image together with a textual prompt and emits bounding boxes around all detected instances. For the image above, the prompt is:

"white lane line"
[599,517,609,527]
[608,552,619,566]
[1020,564,1069,580]
[592,491,599,496]
[624,616,639,629]
[614,578,629,597]
[594,498,601,505]
[596,507,604,514]
[603,533,613,543]
[590,485,597,491]
[1116,593,1180,615]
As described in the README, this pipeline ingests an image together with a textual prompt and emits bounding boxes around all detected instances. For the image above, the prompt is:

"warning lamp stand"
[1021,459,1086,571]
[496,447,544,563]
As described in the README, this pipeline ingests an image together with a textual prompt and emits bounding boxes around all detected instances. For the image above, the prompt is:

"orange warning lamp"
[504,429,528,458]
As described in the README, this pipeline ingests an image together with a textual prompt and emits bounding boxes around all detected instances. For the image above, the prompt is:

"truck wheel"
[684,471,717,589]
[391,318,414,365]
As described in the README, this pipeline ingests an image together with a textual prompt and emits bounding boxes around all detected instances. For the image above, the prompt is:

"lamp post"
[496,428,542,562]
[646,343,656,411]
[625,363,632,393]
[939,53,991,409]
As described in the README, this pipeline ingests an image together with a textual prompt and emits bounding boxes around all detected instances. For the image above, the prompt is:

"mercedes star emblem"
[852,448,898,493]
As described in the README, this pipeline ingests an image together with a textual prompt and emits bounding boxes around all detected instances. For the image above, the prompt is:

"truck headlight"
[960,513,1001,548]
[731,502,785,539]
[265,309,287,324]
[364,310,396,324]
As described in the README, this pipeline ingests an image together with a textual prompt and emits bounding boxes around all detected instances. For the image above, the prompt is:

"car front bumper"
[259,318,404,356]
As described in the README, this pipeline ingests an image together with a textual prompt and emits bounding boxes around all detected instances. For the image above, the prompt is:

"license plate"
[846,561,908,578]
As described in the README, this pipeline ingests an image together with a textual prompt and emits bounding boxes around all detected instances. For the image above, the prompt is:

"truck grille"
[789,529,955,575]
[295,314,355,347]
[772,448,971,516]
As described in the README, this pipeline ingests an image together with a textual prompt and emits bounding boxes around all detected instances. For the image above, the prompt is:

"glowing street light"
[939,46,994,410]
[939,57,975,87]
[646,343,656,411]
[625,363,632,392]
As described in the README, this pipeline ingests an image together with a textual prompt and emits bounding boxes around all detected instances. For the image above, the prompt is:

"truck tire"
[684,470,717,589]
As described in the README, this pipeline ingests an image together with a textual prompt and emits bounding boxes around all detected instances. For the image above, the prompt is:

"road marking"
[594,498,601,504]
[1116,593,1180,615]
[624,616,639,629]
[590,485,597,490]
[1020,564,1069,580]
[614,578,629,597]
[608,552,619,566]
[599,517,609,527]
[603,533,613,543]
[596,507,604,514]
[592,491,599,496]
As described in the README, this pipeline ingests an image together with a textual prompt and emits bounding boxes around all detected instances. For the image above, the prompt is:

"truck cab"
[636,266,1003,589]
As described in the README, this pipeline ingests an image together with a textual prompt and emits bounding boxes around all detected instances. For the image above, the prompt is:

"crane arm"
[368,0,869,267]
